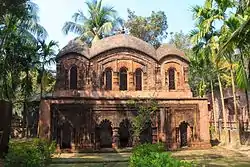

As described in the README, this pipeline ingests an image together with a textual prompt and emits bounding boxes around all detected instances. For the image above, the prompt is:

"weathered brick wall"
[38,98,210,150]
[91,49,157,91]
[55,48,191,96]
[56,54,90,90]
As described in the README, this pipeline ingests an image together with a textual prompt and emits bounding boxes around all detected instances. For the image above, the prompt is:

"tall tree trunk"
[40,74,43,100]
[211,80,217,132]
[40,66,44,100]
[218,74,226,129]
[23,69,30,137]
[22,101,29,138]
[230,63,238,128]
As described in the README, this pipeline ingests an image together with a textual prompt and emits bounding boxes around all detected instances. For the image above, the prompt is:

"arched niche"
[118,119,133,147]
[97,119,113,148]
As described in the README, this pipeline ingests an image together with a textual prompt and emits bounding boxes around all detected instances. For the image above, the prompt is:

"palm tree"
[218,14,243,123]
[218,3,250,119]
[0,0,48,137]
[37,40,58,99]
[62,0,122,44]
[20,43,39,137]
[191,0,235,129]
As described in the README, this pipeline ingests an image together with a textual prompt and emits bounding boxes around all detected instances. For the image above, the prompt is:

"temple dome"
[57,35,189,62]
[57,38,90,59]
[89,34,156,59]
[156,44,189,62]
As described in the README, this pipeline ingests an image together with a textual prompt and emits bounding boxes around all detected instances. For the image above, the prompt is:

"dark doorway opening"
[99,120,112,148]
[179,122,188,147]
[61,121,72,149]
[140,121,152,144]
[119,119,133,147]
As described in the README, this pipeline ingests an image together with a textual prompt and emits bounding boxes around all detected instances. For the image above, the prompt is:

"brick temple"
[38,34,211,152]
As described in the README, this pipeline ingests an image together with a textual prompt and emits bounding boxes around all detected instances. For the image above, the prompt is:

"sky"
[34,0,204,49]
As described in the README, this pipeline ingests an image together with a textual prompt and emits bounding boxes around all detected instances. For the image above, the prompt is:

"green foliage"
[131,143,165,157]
[4,138,56,167]
[62,0,122,44]
[125,9,168,48]
[209,125,216,134]
[128,99,158,138]
[129,143,194,167]
[0,0,57,136]
[169,31,192,57]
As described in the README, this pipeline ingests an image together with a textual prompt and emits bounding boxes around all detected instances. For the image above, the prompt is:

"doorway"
[119,119,133,147]
[99,120,112,148]
[179,122,188,147]
[61,121,72,149]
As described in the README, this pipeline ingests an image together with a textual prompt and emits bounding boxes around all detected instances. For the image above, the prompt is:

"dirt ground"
[50,146,250,167]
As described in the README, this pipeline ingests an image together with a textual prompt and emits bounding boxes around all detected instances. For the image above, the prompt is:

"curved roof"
[156,44,189,62]
[57,38,90,59]
[57,34,189,62]
[89,34,156,59]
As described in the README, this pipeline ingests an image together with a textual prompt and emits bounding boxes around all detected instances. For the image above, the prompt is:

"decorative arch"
[69,65,77,89]
[118,119,133,147]
[60,121,72,149]
[135,68,142,91]
[105,68,112,90]
[168,68,175,90]
[119,67,128,90]
[98,119,113,148]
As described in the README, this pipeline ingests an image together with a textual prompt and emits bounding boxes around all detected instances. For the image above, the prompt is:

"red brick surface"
[39,35,210,151]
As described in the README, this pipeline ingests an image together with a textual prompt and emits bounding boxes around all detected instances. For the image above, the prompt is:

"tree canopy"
[125,9,168,48]
[169,31,192,57]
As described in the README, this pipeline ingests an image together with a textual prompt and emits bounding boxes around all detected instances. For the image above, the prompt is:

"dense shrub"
[4,138,56,167]
[131,142,165,157]
[130,143,194,167]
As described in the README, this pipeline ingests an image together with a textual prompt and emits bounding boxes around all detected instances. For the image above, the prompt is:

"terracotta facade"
[38,34,211,151]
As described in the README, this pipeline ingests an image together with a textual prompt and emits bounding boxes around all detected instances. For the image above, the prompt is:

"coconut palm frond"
[236,62,250,89]
[98,21,112,35]
[62,21,84,35]
[63,0,118,43]
[218,16,250,57]
[72,10,88,23]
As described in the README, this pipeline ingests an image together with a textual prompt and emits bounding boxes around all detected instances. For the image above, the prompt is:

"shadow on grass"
[49,161,128,167]
[52,151,131,165]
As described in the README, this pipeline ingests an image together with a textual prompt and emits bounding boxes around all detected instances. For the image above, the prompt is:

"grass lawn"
[49,147,250,167]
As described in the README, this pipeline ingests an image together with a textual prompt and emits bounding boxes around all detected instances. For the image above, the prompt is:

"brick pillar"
[143,72,147,90]
[187,126,191,146]
[129,72,134,90]
[113,72,119,91]
[112,127,119,149]
[38,100,51,140]
[71,128,76,152]
[160,108,166,142]
[152,127,158,144]
[171,110,178,150]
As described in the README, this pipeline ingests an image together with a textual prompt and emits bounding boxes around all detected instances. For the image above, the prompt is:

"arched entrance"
[179,122,188,147]
[119,119,133,147]
[140,121,152,144]
[99,119,112,148]
[61,121,72,149]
